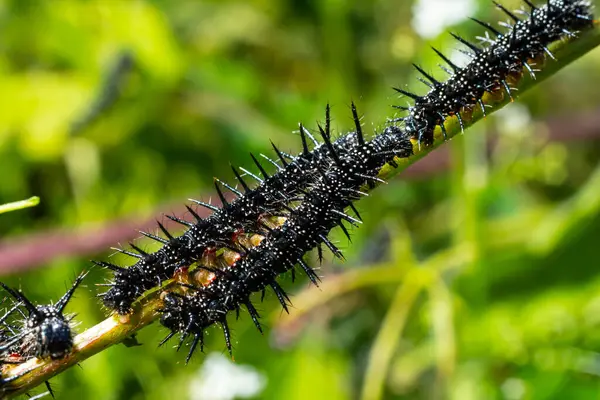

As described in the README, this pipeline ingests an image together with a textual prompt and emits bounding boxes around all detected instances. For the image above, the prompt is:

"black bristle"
[260,153,283,170]
[431,46,461,72]
[239,167,263,184]
[216,178,243,196]
[92,260,123,271]
[221,320,233,357]
[493,1,520,22]
[351,101,365,146]
[129,243,149,256]
[318,124,341,166]
[270,141,289,167]
[250,153,270,179]
[299,123,311,155]
[469,17,502,36]
[157,221,174,240]
[140,230,168,244]
[230,165,251,192]
[214,181,229,207]
[319,234,344,260]
[393,87,421,100]
[189,199,220,212]
[113,247,143,259]
[185,205,202,222]
[413,64,440,86]
[269,281,290,313]
[245,301,263,334]
[449,32,481,53]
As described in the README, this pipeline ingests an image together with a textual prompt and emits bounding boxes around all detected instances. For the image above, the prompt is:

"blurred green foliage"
[2,0,600,399]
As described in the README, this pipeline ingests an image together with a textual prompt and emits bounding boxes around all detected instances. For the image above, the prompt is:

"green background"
[2,0,600,398]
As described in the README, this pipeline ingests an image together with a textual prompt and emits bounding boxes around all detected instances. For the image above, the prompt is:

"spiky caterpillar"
[155,0,595,362]
[97,106,365,315]
[0,273,86,360]
[395,0,594,146]
[0,273,86,397]
[158,123,413,362]
[0,1,594,395]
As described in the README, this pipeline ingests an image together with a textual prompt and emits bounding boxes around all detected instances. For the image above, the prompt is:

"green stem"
[0,197,40,215]
[360,270,425,400]
[2,24,600,399]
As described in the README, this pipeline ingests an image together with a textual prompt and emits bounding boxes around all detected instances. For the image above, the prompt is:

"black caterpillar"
[395,0,594,146]
[0,0,594,395]
[98,0,595,319]
[159,121,413,362]
[0,273,86,397]
[96,105,366,315]
[154,0,595,361]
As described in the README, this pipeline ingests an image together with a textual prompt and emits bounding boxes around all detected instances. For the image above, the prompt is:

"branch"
[2,23,600,399]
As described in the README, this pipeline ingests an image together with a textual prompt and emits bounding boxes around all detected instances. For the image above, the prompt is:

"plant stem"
[0,197,40,215]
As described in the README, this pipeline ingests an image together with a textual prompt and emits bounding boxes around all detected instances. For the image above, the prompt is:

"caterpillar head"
[0,272,87,360]
[25,306,73,360]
